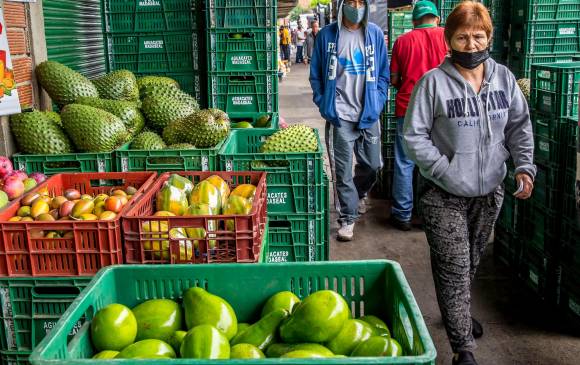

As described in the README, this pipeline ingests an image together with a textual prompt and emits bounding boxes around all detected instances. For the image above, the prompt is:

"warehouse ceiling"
[278,0,298,18]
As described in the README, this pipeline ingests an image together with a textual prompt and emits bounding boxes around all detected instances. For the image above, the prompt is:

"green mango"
[115,339,175,359]
[261,291,301,317]
[265,343,334,358]
[279,290,350,343]
[92,350,119,359]
[236,323,251,334]
[388,338,403,357]
[232,122,254,129]
[90,303,137,351]
[359,315,391,337]
[231,309,289,350]
[230,344,265,359]
[350,336,391,357]
[255,114,271,128]
[168,330,187,355]
[281,350,331,358]
[180,324,230,359]
[183,287,237,340]
[132,299,182,342]
[325,319,374,355]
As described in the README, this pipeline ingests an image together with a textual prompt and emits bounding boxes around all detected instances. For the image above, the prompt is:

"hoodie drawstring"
[485,81,494,141]
[463,83,469,118]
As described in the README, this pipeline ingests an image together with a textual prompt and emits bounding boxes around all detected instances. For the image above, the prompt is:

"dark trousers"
[296,45,304,63]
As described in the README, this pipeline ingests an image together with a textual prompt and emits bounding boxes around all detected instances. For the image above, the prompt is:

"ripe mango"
[21,192,40,206]
[71,200,95,219]
[79,213,98,221]
[99,211,117,220]
[30,199,50,218]
[36,213,56,221]
[17,206,31,217]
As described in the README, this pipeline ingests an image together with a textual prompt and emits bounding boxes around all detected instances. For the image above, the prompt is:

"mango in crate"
[223,195,252,231]
[156,182,188,216]
[230,184,256,202]
[204,175,230,208]
[167,174,194,195]
[189,181,220,214]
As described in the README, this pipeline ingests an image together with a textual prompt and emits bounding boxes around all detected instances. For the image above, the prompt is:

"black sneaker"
[472,317,483,339]
[452,351,478,365]
[388,216,412,231]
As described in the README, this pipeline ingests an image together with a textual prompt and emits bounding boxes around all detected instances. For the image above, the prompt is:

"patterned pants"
[420,184,504,352]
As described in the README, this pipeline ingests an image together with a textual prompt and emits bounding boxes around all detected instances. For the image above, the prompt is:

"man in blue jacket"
[310,0,389,241]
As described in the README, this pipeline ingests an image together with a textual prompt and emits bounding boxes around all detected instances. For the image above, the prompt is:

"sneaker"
[388,216,412,231]
[358,197,370,215]
[472,317,483,339]
[451,351,478,365]
[337,223,355,241]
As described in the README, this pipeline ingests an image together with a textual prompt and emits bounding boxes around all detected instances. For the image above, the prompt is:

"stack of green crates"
[101,0,204,103]
[205,0,279,127]
[219,129,329,263]
[507,0,580,78]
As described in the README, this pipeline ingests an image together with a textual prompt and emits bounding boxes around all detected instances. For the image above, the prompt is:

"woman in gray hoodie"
[403,3,535,365]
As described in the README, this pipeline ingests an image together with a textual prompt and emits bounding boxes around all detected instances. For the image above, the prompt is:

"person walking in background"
[296,25,306,64]
[389,0,448,231]
[403,3,535,364]
[305,21,320,64]
[279,25,291,63]
[310,0,389,241]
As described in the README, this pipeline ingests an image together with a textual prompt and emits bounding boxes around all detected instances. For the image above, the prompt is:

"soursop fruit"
[137,76,179,92]
[140,83,197,106]
[166,109,230,148]
[75,97,145,135]
[130,131,166,150]
[43,111,62,128]
[142,96,197,132]
[517,78,530,101]
[35,61,98,106]
[10,111,73,154]
[166,143,195,149]
[92,70,139,101]
[60,104,129,152]
[261,125,318,153]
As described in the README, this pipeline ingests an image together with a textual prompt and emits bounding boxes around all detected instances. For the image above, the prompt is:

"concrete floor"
[278,63,580,365]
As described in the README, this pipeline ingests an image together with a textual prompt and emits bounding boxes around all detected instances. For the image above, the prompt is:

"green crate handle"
[40,160,83,175]
[144,156,187,170]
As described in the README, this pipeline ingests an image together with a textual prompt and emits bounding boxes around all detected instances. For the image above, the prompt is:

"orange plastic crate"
[122,171,267,264]
[0,172,157,277]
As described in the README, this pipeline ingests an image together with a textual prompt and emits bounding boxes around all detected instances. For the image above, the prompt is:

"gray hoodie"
[403,57,536,197]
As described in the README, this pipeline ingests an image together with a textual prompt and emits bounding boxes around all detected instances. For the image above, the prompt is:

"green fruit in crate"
[230,344,265,359]
[92,350,119,359]
[156,183,188,216]
[172,109,230,148]
[255,114,271,128]
[92,70,139,102]
[281,350,331,358]
[350,336,391,357]
[90,303,137,351]
[205,175,230,209]
[130,131,166,150]
[232,122,253,128]
[183,203,216,249]
[168,174,194,195]
[60,104,130,152]
[35,60,99,106]
[132,299,183,342]
[223,195,252,231]
[387,338,403,356]
[183,287,238,340]
[279,290,350,343]
[261,124,318,153]
[168,330,187,355]
[43,111,62,128]
[325,319,374,355]
[517,78,530,100]
[231,33,243,39]
[165,143,195,149]
[189,180,221,214]
[142,96,197,133]
[359,315,390,337]
[0,191,8,210]
[180,324,230,359]
[261,291,301,317]
[10,111,73,154]
[137,76,180,92]
[236,323,251,334]
[139,83,192,104]
[75,97,145,135]
[169,228,194,260]
[266,343,334,358]
[115,339,176,359]
[231,309,289,350]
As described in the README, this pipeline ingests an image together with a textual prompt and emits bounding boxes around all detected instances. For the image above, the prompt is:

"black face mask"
[451,48,490,69]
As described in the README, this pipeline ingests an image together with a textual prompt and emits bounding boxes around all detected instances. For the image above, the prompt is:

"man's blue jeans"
[296,45,304,63]
[391,117,415,222]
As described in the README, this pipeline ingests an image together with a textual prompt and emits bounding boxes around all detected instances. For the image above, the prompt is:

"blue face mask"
[343,3,366,24]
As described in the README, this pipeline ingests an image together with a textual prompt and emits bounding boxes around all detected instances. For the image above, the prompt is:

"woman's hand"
[514,173,533,200]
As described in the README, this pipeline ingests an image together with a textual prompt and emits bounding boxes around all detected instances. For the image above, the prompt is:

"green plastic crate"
[11,144,128,176]
[532,163,562,210]
[0,351,29,365]
[381,114,398,145]
[562,167,579,220]
[517,245,561,303]
[266,213,328,263]
[511,21,580,55]
[102,0,200,33]
[208,72,278,117]
[134,72,203,106]
[508,53,576,78]
[206,0,276,28]
[0,277,92,354]
[29,261,437,365]
[522,199,560,254]
[106,32,201,73]
[436,0,505,23]
[230,112,279,130]
[220,128,325,183]
[511,0,580,23]
[559,264,580,328]
[531,62,580,118]
[208,29,277,72]
[388,9,413,50]
[115,138,226,173]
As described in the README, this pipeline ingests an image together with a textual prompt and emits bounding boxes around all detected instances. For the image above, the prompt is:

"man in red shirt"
[389,0,448,230]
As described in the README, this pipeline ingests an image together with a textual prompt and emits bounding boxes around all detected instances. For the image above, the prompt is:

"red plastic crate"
[0,172,157,277]
[122,171,267,264]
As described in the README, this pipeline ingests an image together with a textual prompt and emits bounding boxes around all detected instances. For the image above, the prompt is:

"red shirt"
[391,26,448,117]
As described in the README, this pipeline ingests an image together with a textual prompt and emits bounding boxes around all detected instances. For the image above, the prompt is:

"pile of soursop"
[10,61,230,154]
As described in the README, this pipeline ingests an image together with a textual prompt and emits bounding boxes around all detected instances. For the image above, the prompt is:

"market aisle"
[279,64,580,365]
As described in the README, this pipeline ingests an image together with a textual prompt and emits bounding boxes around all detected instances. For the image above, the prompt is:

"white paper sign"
[0,8,21,116]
